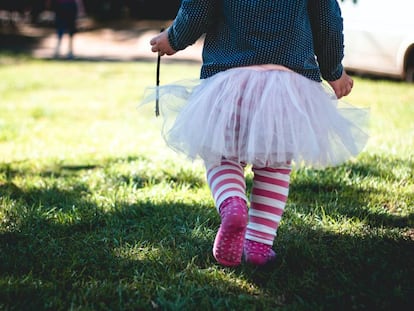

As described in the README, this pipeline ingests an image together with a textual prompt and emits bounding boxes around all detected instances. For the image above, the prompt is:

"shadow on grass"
[0,32,42,54]
[244,155,414,230]
[0,155,221,309]
[0,154,413,310]
[287,156,414,229]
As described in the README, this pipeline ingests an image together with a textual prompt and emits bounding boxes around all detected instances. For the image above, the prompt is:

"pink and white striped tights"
[207,159,291,266]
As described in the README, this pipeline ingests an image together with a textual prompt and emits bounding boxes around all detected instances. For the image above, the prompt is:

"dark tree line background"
[83,0,181,20]
[0,0,182,21]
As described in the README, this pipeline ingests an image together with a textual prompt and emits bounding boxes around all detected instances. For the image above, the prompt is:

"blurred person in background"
[46,0,85,59]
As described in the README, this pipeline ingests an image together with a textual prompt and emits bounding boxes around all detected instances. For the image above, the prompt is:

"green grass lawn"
[0,54,413,310]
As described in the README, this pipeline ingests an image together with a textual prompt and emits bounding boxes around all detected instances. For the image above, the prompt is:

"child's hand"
[327,71,354,99]
[150,30,176,56]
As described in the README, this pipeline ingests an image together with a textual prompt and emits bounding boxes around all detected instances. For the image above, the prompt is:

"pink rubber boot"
[244,240,276,266]
[213,197,248,266]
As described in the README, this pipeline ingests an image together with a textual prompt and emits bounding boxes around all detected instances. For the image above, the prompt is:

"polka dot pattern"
[244,239,277,266]
[213,196,248,267]
[168,0,344,82]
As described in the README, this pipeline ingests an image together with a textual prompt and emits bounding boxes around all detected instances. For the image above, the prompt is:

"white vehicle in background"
[339,0,414,82]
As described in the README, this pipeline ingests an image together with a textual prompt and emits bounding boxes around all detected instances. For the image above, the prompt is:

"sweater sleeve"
[167,0,217,52]
[308,0,344,81]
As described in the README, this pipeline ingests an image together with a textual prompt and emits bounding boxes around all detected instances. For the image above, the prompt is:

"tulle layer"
[141,67,369,168]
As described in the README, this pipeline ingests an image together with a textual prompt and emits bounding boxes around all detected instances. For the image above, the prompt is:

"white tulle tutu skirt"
[141,66,369,168]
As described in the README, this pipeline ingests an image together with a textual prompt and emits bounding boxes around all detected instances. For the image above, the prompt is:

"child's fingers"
[149,31,176,56]
[328,71,353,99]
[336,83,352,99]
[150,35,160,47]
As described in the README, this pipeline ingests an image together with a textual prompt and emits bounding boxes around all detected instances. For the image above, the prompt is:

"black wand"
[155,28,165,117]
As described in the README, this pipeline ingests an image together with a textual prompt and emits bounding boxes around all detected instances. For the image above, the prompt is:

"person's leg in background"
[67,32,74,58]
[65,2,77,59]
[54,18,64,57]
[207,159,248,266]
[54,2,78,59]
[244,164,291,265]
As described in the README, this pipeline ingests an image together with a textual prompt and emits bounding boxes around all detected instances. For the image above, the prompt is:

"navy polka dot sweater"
[168,0,344,82]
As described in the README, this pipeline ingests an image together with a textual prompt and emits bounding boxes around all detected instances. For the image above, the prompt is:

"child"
[146,0,368,266]
[47,0,84,59]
